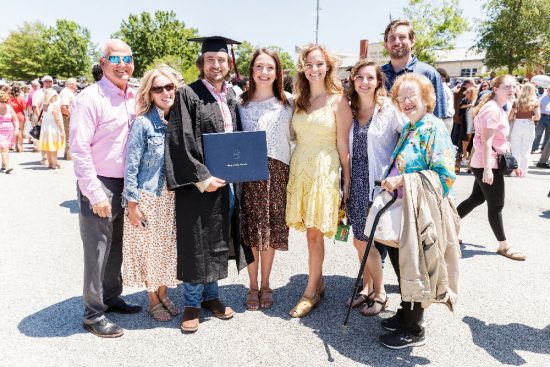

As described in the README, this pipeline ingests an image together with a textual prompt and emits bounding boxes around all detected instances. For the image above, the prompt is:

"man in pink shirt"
[70,39,140,338]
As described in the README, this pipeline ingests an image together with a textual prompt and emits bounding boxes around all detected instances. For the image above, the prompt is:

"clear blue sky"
[2,0,484,57]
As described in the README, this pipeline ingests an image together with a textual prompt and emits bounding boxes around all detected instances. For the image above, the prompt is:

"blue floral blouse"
[388,113,456,197]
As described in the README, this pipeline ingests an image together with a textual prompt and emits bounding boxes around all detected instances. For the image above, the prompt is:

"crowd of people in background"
[1,17,549,351]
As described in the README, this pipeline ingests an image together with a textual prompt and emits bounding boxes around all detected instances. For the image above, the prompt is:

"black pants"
[456,168,506,241]
[386,246,424,334]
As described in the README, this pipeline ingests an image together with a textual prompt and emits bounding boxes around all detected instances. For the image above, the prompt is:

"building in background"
[333,42,487,79]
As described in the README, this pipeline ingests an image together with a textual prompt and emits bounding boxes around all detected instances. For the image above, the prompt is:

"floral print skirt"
[241,158,289,251]
[122,186,180,291]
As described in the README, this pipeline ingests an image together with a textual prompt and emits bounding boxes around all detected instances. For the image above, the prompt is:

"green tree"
[0,21,48,80]
[43,19,97,79]
[0,20,96,80]
[267,45,296,73]
[233,42,295,78]
[146,55,199,84]
[403,0,469,64]
[112,11,200,77]
[474,0,550,74]
[233,41,255,78]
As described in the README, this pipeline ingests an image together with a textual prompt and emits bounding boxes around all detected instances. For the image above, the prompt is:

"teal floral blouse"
[388,113,456,197]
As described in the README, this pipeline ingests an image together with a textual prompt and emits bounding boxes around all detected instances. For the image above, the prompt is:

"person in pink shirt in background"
[70,39,141,338]
[457,75,526,262]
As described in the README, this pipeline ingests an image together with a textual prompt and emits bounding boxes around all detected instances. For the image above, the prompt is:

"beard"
[388,44,411,60]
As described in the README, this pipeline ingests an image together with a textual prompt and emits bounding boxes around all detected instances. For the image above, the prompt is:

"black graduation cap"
[189,36,241,54]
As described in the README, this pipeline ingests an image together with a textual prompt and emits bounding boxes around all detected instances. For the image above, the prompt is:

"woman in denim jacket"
[122,66,181,322]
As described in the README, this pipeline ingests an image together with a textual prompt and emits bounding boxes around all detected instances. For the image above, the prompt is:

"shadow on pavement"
[18,284,251,338]
[23,166,51,171]
[540,210,550,219]
[19,276,430,365]
[528,170,550,176]
[463,316,550,365]
[460,242,496,259]
[60,200,79,214]
[18,161,44,166]
[259,274,431,366]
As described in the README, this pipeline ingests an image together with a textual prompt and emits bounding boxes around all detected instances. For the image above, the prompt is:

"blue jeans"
[532,114,550,151]
[183,281,219,308]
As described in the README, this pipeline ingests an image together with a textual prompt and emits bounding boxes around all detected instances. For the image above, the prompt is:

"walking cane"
[341,182,398,333]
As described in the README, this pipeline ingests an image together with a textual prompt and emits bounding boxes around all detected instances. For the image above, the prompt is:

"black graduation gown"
[165,80,253,284]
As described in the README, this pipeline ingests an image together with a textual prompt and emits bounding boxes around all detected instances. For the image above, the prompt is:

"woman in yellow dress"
[286,44,352,318]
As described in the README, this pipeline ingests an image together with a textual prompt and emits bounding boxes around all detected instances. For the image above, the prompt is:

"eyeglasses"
[151,83,175,94]
[396,94,419,104]
[107,55,133,64]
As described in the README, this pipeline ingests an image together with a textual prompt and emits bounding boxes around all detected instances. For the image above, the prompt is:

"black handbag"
[29,109,43,139]
[29,124,41,139]
[493,147,518,175]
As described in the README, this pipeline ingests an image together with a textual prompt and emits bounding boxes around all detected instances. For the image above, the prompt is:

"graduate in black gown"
[165,36,253,332]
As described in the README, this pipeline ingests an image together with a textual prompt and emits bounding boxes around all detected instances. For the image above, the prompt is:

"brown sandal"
[346,290,374,308]
[497,247,526,261]
[160,297,180,316]
[147,303,172,322]
[201,298,235,319]
[360,296,388,317]
[245,288,260,311]
[259,287,273,309]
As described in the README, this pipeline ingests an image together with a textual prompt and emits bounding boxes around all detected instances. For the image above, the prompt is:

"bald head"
[99,38,134,90]
[101,39,132,58]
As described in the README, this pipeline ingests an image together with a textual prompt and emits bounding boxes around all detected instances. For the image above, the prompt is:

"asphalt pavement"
[1,148,549,367]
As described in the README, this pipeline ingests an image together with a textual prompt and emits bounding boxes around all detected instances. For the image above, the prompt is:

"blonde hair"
[135,66,179,116]
[0,90,8,103]
[516,83,538,111]
[42,88,58,105]
[294,44,343,113]
[465,86,478,103]
[391,73,436,113]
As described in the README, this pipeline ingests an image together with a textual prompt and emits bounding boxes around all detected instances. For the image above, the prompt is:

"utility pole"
[315,0,320,44]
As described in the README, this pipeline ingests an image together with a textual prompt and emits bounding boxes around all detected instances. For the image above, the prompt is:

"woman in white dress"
[38,89,65,169]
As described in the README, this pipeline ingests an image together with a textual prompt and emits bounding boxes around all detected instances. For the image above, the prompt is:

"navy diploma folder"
[202,131,269,183]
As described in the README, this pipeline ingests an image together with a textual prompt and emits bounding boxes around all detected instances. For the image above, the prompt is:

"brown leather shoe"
[201,298,235,320]
[180,307,201,333]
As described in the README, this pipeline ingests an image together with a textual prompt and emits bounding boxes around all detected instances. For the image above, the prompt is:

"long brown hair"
[348,59,387,117]
[473,75,514,118]
[294,44,343,113]
[241,48,289,107]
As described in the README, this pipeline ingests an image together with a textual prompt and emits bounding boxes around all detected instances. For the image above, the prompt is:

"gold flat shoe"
[289,294,320,318]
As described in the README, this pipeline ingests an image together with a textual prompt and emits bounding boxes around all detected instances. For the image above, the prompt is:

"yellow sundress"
[286,96,341,238]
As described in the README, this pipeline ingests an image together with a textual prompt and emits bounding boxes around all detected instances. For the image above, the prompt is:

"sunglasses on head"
[107,55,133,64]
[151,83,175,94]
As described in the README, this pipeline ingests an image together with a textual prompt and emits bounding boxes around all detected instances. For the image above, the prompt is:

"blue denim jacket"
[122,107,167,205]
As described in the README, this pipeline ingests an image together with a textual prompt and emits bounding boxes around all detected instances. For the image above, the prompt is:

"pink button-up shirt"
[70,77,136,205]
[201,79,233,132]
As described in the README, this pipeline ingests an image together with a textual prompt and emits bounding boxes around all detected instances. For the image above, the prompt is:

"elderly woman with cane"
[372,73,459,349]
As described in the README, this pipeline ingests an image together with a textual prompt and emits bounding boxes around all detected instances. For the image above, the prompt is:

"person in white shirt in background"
[59,78,78,160]
[437,68,455,133]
